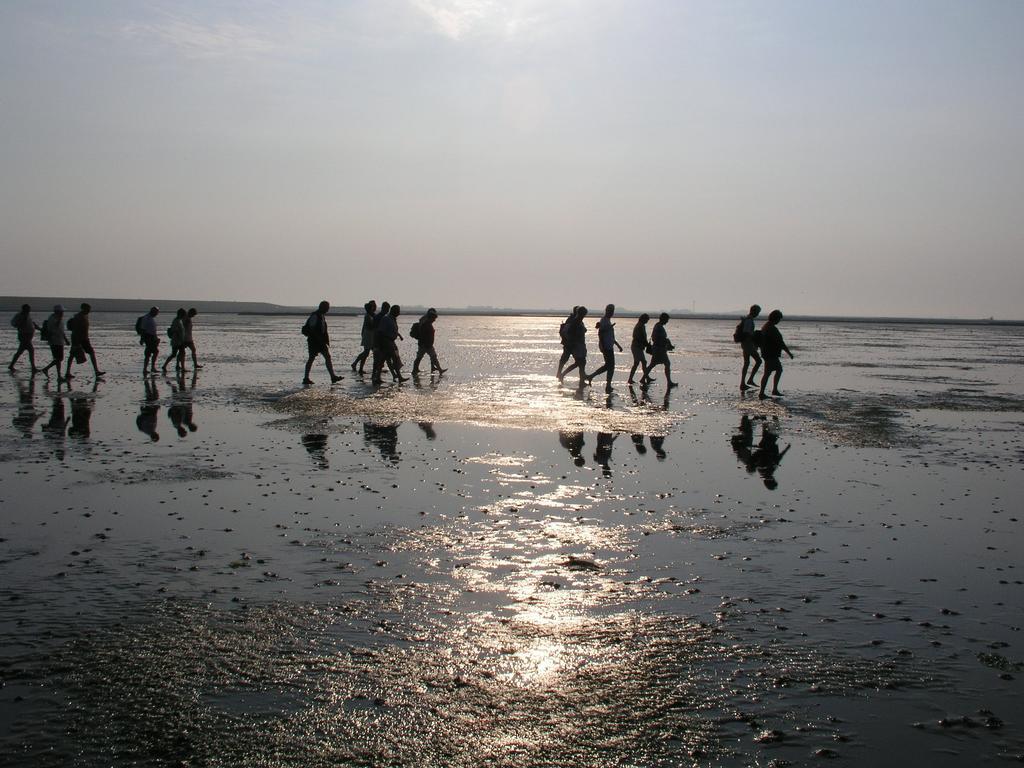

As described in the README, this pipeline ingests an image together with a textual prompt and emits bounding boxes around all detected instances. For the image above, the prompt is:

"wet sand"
[1,314,1022,766]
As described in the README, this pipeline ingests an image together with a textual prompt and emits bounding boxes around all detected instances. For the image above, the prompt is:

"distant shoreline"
[2,296,1020,326]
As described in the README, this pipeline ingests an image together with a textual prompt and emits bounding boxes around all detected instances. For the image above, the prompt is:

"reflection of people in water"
[167,371,198,437]
[136,378,160,441]
[12,377,42,437]
[42,387,70,458]
[364,421,400,462]
[631,434,647,455]
[731,414,790,489]
[558,430,586,467]
[301,433,330,469]
[594,432,616,476]
[68,391,94,439]
[649,435,667,460]
[417,422,437,440]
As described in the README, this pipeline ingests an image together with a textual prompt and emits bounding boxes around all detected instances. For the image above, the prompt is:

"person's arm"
[782,338,793,359]
[615,340,623,352]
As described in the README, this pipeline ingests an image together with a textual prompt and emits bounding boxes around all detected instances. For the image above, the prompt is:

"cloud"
[409,0,548,41]
[119,14,278,59]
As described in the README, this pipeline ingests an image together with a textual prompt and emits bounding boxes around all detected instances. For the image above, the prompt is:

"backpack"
[301,322,310,336]
[409,322,420,340]
[135,315,145,335]
[733,318,744,343]
[558,321,569,343]
[40,318,52,343]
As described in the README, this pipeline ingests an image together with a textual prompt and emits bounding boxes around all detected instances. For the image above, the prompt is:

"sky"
[1,0,1022,318]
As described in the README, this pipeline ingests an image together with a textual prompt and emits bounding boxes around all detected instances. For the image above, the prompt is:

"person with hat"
[64,303,105,380]
[39,305,69,379]
[8,304,40,373]
[412,308,446,377]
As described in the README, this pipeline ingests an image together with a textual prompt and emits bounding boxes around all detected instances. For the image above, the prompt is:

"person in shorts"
[738,304,761,391]
[64,303,105,380]
[302,301,343,386]
[139,306,161,375]
[647,312,678,388]
[557,306,589,386]
[758,309,794,400]
[39,305,68,380]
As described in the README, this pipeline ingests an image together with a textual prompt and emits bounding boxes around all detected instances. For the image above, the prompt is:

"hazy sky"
[2,1,1022,317]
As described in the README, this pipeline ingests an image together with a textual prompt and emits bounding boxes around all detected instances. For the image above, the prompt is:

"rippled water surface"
[1,314,1023,766]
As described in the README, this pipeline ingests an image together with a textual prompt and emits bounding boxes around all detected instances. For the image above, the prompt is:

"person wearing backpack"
[161,308,188,374]
[64,303,105,380]
[555,306,579,379]
[182,308,202,369]
[39,305,69,379]
[302,300,343,386]
[8,304,40,373]
[412,308,446,377]
[758,309,794,400]
[138,306,161,375]
[557,306,589,386]
[736,304,762,392]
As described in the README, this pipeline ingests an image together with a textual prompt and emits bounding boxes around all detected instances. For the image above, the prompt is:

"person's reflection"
[41,385,70,458]
[731,415,790,489]
[649,434,667,460]
[67,386,96,439]
[137,378,160,442]
[12,376,42,438]
[594,432,616,476]
[630,434,647,455]
[167,371,198,438]
[730,414,757,471]
[364,421,400,463]
[558,430,585,467]
[301,433,330,469]
[753,425,790,490]
[417,422,437,440]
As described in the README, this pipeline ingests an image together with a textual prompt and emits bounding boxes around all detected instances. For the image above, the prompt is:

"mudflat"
[1,314,1022,766]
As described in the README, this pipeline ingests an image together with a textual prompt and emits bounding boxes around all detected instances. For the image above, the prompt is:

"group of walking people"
[135,306,202,375]
[11,300,793,400]
[302,300,446,386]
[557,305,679,392]
[8,303,105,382]
[734,304,794,399]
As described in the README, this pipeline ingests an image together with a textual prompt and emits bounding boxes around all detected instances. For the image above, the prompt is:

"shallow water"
[1,313,1022,766]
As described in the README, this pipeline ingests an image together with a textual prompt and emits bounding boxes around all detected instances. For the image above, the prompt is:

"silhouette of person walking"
[558,430,586,466]
[8,304,40,373]
[64,303,105,380]
[412,308,446,376]
[628,313,653,385]
[182,308,202,369]
[161,308,188,374]
[302,301,344,386]
[556,306,579,379]
[737,304,761,391]
[372,304,407,385]
[137,306,161,375]
[758,310,794,400]
[557,306,589,386]
[647,313,678,388]
[352,300,377,374]
[587,304,623,392]
[40,305,69,380]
